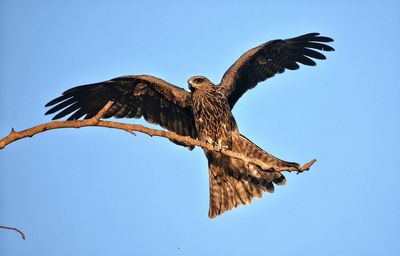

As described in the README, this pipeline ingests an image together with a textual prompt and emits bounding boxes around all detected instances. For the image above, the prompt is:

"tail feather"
[206,133,301,218]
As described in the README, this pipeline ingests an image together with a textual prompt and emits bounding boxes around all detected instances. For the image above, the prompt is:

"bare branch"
[0,225,26,240]
[0,100,315,172]
[0,101,114,149]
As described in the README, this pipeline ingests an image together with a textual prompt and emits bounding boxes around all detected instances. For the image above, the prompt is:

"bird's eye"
[194,78,203,84]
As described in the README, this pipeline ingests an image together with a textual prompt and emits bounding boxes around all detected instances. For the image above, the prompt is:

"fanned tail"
[207,134,301,218]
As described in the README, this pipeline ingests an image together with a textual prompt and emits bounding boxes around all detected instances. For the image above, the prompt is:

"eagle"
[45,33,334,218]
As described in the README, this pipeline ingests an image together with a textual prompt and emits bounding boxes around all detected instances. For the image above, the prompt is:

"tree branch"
[0,226,26,240]
[0,101,315,173]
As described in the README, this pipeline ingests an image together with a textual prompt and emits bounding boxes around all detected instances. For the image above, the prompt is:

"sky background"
[1,0,399,255]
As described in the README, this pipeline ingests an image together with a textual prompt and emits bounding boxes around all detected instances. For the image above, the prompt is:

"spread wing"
[45,75,197,139]
[219,33,334,108]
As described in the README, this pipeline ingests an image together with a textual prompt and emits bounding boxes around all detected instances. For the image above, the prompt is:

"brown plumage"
[45,33,334,218]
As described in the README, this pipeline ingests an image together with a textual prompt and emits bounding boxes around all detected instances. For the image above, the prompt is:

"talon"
[206,138,214,145]
[217,144,229,152]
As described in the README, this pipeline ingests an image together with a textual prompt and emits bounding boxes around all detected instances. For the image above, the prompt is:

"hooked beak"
[188,80,196,92]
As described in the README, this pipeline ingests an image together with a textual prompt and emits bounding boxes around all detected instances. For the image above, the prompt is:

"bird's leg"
[205,137,215,146]
[206,138,224,151]
[204,137,220,151]
[205,137,229,152]
[216,138,229,152]
[213,141,222,151]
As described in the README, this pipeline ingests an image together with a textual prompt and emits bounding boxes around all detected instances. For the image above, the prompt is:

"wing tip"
[45,95,68,107]
[297,32,334,43]
[44,109,53,116]
[323,46,335,52]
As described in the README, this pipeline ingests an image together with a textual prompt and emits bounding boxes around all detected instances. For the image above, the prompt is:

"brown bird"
[45,33,334,218]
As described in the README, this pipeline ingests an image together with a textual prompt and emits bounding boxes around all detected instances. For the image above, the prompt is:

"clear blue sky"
[1,0,399,255]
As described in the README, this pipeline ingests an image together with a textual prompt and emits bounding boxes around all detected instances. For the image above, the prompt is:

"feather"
[313,36,334,42]
[45,97,76,115]
[297,55,317,66]
[302,48,327,59]
[284,61,300,70]
[45,94,71,107]
[52,102,81,120]
[304,42,335,51]
[67,108,88,120]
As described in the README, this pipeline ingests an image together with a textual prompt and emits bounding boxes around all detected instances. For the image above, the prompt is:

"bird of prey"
[45,33,334,218]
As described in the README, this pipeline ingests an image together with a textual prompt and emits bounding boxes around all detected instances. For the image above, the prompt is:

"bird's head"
[188,76,212,92]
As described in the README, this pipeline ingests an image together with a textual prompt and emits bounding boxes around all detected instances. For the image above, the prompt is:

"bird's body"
[45,33,334,218]
[190,76,238,148]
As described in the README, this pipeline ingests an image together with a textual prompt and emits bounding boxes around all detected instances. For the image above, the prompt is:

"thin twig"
[0,225,26,240]
[0,100,315,172]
